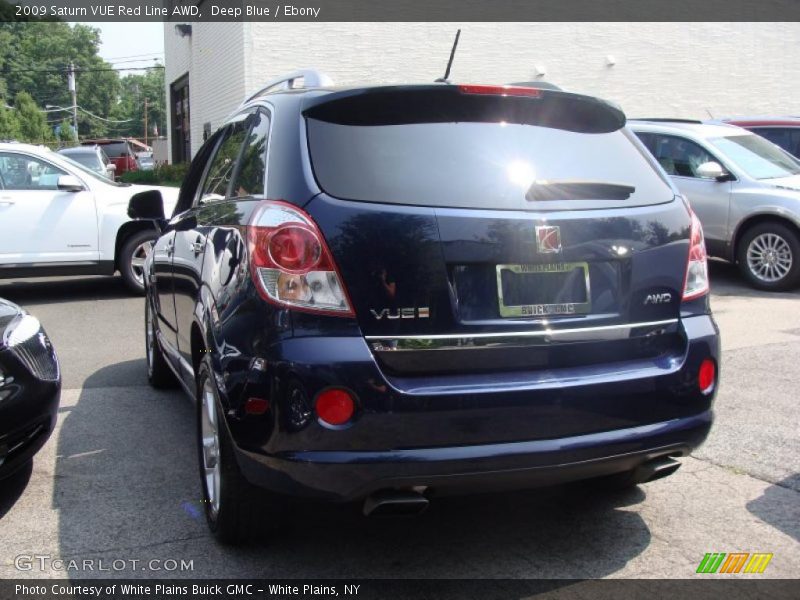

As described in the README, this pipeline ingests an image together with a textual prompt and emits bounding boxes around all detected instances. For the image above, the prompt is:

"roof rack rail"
[241,69,334,106]
[630,118,703,124]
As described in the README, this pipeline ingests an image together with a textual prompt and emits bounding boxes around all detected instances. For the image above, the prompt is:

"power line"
[104,52,164,61]
[0,66,165,75]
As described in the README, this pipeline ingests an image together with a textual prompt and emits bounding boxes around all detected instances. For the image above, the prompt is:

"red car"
[81,139,139,176]
[722,117,800,159]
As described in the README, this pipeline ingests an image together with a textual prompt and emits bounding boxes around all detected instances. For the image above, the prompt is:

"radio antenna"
[436,29,461,83]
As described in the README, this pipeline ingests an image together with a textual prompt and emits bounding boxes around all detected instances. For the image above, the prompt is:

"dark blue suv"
[131,72,720,543]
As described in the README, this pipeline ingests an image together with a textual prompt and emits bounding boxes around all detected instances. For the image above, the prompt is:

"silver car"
[631,120,800,290]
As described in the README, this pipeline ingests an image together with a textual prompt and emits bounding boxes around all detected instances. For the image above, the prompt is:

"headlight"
[4,315,41,347]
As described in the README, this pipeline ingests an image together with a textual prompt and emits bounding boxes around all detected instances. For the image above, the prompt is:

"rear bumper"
[238,410,712,501]
[227,313,719,501]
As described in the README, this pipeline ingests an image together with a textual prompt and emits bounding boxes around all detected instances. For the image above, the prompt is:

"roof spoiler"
[304,85,626,134]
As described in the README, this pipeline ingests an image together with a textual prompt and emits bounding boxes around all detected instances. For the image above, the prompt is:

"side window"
[230,110,270,199]
[0,153,67,191]
[649,135,717,178]
[197,116,250,204]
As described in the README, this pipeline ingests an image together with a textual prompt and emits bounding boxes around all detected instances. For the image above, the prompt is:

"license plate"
[496,263,591,318]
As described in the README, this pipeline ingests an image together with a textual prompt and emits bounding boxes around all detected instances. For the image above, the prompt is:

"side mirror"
[128,190,165,220]
[107,163,117,171]
[696,161,730,181]
[57,175,84,192]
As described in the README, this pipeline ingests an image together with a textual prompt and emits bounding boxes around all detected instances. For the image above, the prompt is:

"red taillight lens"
[247,201,353,316]
[244,397,270,415]
[267,225,322,272]
[458,84,543,98]
[683,210,710,301]
[698,359,716,394]
[315,388,355,426]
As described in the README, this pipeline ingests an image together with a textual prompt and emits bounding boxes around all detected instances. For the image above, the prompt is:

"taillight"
[458,84,543,98]
[683,210,710,301]
[247,201,353,316]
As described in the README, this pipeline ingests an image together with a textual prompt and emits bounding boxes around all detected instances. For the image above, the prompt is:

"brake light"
[458,84,543,98]
[247,201,354,316]
[683,210,710,301]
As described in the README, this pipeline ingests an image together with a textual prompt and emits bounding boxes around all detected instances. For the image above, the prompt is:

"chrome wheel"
[200,380,221,516]
[130,241,153,287]
[747,233,793,283]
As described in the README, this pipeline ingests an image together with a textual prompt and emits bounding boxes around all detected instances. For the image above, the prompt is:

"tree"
[14,90,51,142]
[56,117,77,144]
[111,68,166,140]
[0,103,21,140]
[0,22,119,138]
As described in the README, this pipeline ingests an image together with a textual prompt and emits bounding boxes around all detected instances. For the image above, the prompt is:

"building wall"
[167,22,800,159]
[163,22,247,162]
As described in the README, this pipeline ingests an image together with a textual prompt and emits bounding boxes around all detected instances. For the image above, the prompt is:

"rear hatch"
[303,85,691,375]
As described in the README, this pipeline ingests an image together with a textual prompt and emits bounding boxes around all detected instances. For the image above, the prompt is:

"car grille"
[12,332,59,382]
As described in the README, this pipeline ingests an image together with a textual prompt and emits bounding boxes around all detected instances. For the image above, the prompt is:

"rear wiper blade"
[525,180,635,201]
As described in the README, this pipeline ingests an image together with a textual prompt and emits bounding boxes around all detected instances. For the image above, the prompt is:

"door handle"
[165,240,174,256]
[0,199,15,206]
[190,241,204,255]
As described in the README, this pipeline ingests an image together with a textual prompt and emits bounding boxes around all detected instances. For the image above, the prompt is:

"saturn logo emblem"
[536,225,562,253]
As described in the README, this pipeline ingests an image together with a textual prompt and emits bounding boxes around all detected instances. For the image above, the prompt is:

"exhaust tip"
[634,456,682,484]
[363,489,429,517]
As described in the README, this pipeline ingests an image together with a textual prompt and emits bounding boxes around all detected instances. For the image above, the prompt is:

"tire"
[736,222,800,291]
[119,229,157,295]
[196,358,284,544]
[145,298,176,389]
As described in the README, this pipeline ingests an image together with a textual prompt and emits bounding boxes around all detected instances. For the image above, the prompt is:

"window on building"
[171,75,190,163]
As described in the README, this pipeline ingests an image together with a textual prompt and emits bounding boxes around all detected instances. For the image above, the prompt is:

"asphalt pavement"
[0,261,798,579]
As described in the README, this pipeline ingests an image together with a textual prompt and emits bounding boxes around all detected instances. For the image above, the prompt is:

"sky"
[78,22,165,71]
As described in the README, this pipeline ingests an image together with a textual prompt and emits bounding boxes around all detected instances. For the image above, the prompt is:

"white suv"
[0,143,178,293]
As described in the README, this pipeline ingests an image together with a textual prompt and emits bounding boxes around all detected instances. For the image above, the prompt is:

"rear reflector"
[683,210,710,301]
[315,388,355,426]
[698,359,716,394]
[244,397,270,415]
[458,84,543,98]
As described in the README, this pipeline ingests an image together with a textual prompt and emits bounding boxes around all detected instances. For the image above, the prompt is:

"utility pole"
[67,62,78,137]
[143,97,149,146]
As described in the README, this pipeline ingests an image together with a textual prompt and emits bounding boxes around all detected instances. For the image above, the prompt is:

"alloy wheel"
[130,241,154,287]
[746,232,793,283]
[200,379,222,517]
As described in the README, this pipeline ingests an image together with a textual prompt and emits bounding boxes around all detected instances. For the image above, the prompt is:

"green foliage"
[111,68,166,139]
[0,103,21,139]
[14,90,51,142]
[0,21,121,138]
[56,117,76,143]
[119,163,188,188]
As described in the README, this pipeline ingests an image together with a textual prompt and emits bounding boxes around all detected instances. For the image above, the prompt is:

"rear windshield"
[95,142,129,158]
[306,98,675,210]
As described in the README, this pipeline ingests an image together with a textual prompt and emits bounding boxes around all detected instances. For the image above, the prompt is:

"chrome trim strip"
[366,318,679,345]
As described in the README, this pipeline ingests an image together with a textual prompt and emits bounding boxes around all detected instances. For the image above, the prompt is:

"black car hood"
[0,297,24,348]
